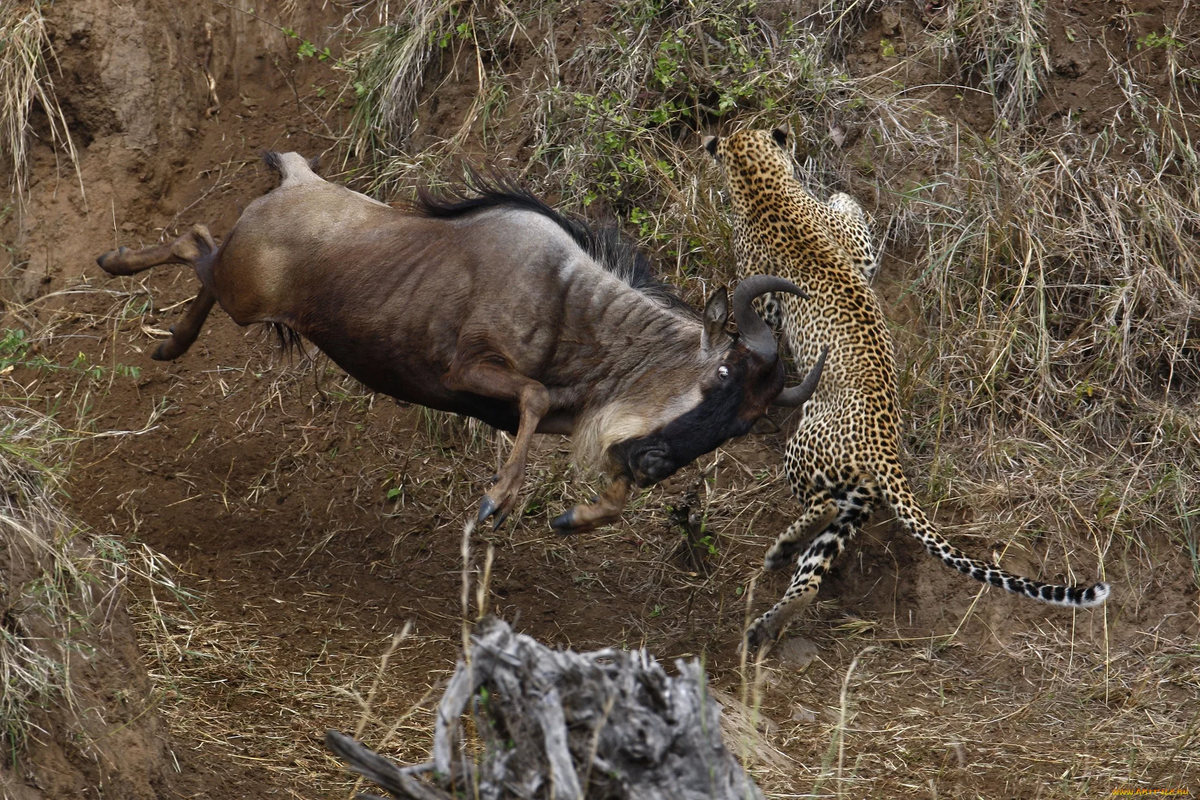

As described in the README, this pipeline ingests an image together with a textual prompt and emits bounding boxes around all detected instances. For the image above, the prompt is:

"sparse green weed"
[0,329,141,384]
[1137,30,1183,51]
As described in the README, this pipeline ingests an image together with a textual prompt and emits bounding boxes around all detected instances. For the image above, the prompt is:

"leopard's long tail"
[876,465,1110,607]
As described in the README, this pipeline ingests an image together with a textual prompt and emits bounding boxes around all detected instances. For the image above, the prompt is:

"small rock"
[830,124,846,148]
[772,635,820,668]
[880,8,902,36]
[1052,55,1089,78]
[790,704,817,723]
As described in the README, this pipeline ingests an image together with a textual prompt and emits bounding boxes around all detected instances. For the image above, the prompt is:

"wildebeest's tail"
[261,151,323,188]
[876,464,1110,607]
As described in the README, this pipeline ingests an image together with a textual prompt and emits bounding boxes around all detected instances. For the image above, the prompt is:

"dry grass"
[130,570,451,795]
[932,0,1049,128]
[339,0,457,178]
[0,406,83,752]
[886,67,1200,597]
[0,0,82,206]
[0,402,174,757]
[735,622,1200,797]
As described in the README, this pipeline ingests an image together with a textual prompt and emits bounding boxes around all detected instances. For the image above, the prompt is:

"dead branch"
[327,616,764,799]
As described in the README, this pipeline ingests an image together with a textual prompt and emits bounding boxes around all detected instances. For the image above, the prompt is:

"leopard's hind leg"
[827,192,879,281]
[767,431,870,571]
[746,507,871,651]
[763,494,839,571]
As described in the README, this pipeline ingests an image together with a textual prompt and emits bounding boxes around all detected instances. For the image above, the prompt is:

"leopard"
[753,160,878,335]
[704,127,1110,650]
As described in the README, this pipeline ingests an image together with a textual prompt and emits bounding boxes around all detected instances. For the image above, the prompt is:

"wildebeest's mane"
[268,321,303,355]
[414,170,697,317]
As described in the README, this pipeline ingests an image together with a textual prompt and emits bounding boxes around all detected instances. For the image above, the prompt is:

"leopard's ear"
[702,134,719,157]
[771,124,790,148]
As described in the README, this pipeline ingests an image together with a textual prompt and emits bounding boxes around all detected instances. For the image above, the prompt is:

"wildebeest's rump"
[96,152,826,532]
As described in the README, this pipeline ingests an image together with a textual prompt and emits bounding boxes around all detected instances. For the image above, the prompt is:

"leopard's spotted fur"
[707,129,1109,649]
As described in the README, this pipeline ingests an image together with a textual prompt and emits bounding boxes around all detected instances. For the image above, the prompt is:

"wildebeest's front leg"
[549,476,631,533]
[152,287,217,361]
[444,358,550,527]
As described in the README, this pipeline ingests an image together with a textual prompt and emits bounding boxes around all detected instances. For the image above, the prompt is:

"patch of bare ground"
[1,0,1197,797]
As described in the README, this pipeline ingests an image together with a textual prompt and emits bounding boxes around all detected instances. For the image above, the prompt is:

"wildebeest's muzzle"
[612,436,680,487]
[610,376,762,487]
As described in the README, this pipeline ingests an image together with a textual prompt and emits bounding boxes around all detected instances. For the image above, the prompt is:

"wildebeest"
[97,152,826,531]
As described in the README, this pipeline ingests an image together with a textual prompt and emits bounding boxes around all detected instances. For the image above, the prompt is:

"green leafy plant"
[1136,30,1183,51]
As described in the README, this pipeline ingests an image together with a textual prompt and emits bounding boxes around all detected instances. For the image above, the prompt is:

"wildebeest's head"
[605,275,824,487]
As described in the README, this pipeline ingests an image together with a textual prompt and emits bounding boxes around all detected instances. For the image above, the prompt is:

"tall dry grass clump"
[0,350,176,758]
[339,0,456,180]
[887,48,1200,578]
[0,407,110,752]
[933,0,1049,128]
[0,408,80,752]
[0,0,81,204]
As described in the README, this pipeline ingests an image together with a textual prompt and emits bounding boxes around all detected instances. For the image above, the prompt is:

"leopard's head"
[702,127,796,210]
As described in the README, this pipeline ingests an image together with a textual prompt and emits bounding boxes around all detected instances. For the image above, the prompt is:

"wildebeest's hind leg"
[550,476,631,533]
[96,225,220,361]
[443,359,550,528]
[97,224,217,275]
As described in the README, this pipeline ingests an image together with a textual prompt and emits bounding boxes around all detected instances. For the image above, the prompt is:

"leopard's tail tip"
[1078,582,1111,607]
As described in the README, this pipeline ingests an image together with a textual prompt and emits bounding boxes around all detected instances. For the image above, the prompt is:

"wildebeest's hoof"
[96,246,130,272]
[551,495,622,534]
[478,490,516,528]
[550,508,576,532]
[152,339,181,361]
[477,496,499,524]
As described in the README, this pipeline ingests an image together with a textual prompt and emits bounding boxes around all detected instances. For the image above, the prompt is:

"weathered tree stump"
[327,616,764,800]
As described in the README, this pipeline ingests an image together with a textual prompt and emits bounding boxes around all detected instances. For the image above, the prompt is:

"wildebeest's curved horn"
[732,275,808,359]
[774,345,829,407]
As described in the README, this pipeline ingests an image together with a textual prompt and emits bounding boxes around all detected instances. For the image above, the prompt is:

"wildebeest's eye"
[717,365,731,380]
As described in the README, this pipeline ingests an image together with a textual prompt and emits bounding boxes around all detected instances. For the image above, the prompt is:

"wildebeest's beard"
[610,351,785,487]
